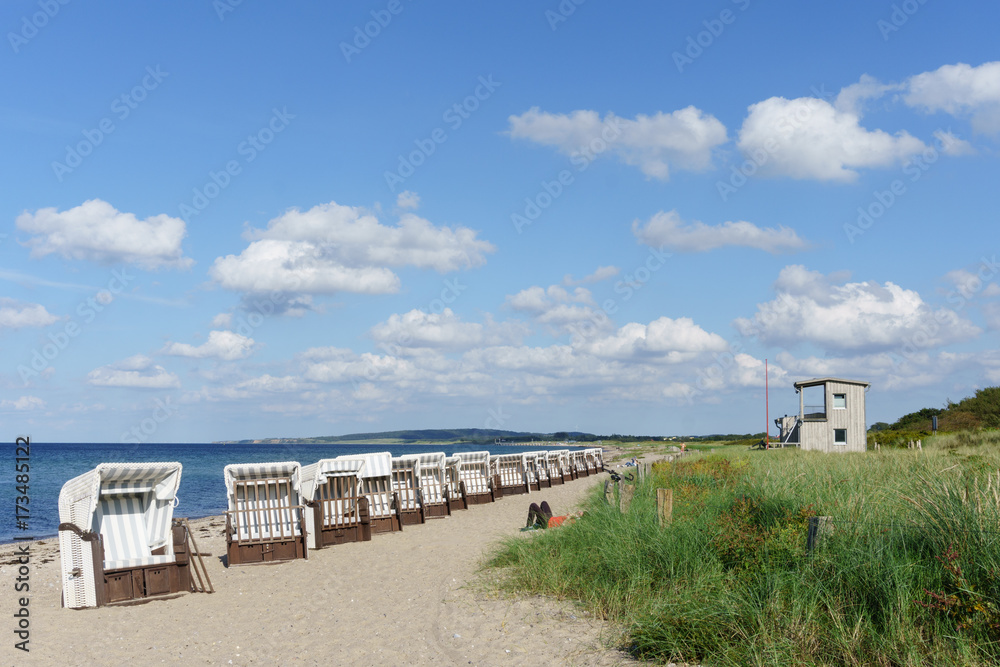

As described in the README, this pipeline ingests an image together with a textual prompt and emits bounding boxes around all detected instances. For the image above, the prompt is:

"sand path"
[2,473,639,666]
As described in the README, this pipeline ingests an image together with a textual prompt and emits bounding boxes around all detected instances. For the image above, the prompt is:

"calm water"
[2,441,581,544]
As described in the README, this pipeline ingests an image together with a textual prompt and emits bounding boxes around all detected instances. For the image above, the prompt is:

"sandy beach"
[1,469,640,666]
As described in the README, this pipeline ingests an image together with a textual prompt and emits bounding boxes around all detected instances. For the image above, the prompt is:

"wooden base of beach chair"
[399,508,425,526]
[448,482,469,511]
[424,501,451,518]
[549,474,564,485]
[370,515,401,534]
[59,521,193,608]
[317,525,370,546]
[563,472,574,482]
[465,492,494,505]
[227,536,307,565]
[103,561,190,604]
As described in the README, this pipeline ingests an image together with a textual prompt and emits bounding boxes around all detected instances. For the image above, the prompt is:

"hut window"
[833,394,846,409]
[834,429,847,444]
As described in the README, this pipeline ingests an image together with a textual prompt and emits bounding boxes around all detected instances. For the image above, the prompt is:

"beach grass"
[485,433,1000,666]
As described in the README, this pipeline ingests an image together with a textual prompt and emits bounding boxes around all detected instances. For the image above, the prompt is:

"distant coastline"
[212,427,598,446]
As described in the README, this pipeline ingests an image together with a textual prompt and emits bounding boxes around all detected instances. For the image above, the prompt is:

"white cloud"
[905,62,1000,134]
[631,210,809,253]
[87,355,181,389]
[932,129,976,156]
[396,190,420,210]
[191,374,307,402]
[0,298,60,328]
[210,201,494,295]
[735,265,981,352]
[563,265,619,286]
[507,106,727,179]
[211,313,233,328]
[162,330,256,360]
[579,317,729,361]
[737,95,926,181]
[0,396,46,411]
[507,285,594,312]
[369,308,528,351]
[16,199,193,269]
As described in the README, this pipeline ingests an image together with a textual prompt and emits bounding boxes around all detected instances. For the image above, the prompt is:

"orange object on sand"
[547,511,583,528]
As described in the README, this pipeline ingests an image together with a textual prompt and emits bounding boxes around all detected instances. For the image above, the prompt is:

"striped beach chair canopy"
[300,458,366,502]
[58,462,183,609]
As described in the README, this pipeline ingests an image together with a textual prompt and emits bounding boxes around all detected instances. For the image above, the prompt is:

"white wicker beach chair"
[300,458,371,549]
[390,456,425,525]
[412,452,451,518]
[455,451,494,504]
[58,462,189,609]
[338,452,401,534]
[223,461,307,565]
[444,455,468,511]
[521,451,545,491]
[545,450,566,485]
[494,452,530,496]
[572,450,589,477]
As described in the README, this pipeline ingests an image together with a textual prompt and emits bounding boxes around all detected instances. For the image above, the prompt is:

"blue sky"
[2,0,998,443]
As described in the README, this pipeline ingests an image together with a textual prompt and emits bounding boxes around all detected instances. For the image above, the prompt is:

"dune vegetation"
[486,433,1000,666]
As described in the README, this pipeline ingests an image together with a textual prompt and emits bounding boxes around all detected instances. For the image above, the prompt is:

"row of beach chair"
[57,448,604,609]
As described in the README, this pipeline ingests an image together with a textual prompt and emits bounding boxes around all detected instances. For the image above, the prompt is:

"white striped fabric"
[339,451,392,478]
[572,450,588,471]
[224,461,301,497]
[300,458,365,502]
[456,451,491,494]
[96,495,149,564]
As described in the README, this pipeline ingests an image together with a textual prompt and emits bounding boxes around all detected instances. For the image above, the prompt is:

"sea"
[3,441,583,544]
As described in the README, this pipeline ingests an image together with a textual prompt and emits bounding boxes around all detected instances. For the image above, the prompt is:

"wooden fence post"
[619,484,634,513]
[656,488,672,527]
[604,479,615,505]
[807,516,833,551]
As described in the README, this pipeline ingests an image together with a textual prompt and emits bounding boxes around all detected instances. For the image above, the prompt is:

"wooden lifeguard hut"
[776,377,870,452]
